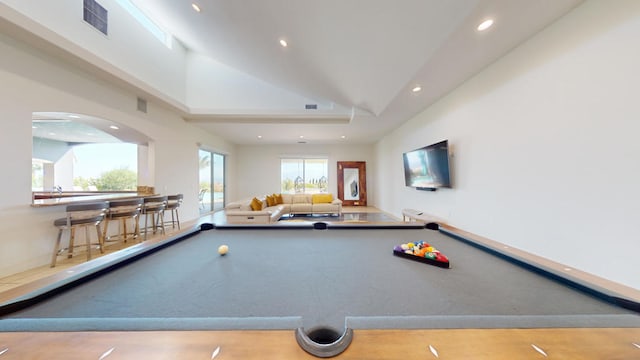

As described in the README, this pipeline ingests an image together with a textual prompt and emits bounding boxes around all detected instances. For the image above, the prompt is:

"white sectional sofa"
[225,193,342,224]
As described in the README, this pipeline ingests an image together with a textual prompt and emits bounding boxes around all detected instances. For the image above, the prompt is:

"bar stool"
[103,198,143,243]
[165,194,183,230]
[51,201,109,267]
[141,195,167,240]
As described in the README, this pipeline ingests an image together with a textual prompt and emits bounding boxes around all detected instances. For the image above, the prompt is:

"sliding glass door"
[199,150,225,213]
[212,153,225,211]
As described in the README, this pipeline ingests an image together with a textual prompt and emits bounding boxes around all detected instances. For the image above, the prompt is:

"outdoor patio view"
[199,150,225,212]
[281,158,328,194]
[32,143,137,192]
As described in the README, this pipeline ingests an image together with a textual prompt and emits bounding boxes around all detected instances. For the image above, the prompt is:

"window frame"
[280,158,328,194]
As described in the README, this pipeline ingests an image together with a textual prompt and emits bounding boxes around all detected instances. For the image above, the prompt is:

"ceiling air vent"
[83,0,108,35]
[137,97,147,113]
[305,104,318,110]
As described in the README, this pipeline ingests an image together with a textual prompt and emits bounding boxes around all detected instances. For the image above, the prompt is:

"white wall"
[374,0,640,290]
[0,0,188,103]
[234,144,375,203]
[0,30,234,278]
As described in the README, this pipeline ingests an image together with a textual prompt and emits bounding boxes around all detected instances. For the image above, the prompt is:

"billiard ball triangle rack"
[393,241,451,269]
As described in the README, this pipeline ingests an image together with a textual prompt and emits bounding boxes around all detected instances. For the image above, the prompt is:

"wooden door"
[337,161,366,206]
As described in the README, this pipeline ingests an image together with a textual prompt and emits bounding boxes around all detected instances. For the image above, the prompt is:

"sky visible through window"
[73,143,137,178]
[281,159,327,180]
[281,159,328,193]
[114,0,170,47]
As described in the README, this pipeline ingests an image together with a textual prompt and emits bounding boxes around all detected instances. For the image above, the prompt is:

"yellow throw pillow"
[266,195,275,207]
[312,193,333,204]
[250,197,263,211]
[275,193,284,204]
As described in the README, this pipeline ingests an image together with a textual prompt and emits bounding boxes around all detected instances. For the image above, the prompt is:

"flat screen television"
[403,140,451,190]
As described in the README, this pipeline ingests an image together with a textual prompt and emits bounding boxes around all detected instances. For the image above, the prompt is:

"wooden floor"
[1,207,639,359]
[0,221,191,296]
[0,328,639,359]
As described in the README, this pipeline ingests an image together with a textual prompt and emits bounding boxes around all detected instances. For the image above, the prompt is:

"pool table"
[1,223,639,358]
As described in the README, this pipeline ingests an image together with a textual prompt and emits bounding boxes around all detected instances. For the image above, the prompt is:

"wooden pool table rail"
[0,328,639,359]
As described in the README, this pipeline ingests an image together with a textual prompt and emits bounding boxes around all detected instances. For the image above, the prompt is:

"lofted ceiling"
[7,0,584,145]
[126,0,583,145]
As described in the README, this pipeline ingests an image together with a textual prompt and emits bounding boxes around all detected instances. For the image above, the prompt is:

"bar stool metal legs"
[165,194,183,230]
[142,195,167,240]
[103,198,143,243]
[51,201,109,267]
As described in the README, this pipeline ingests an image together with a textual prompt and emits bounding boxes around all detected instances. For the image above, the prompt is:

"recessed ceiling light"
[109,125,119,130]
[299,135,304,139]
[279,39,288,47]
[192,3,201,12]
[477,19,494,31]
[341,135,346,139]
[412,86,422,93]
[257,135,263,139]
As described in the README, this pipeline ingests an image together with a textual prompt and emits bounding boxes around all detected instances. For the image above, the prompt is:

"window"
[31,113,147,193]
[199,150,225,212]
[281,158,328,194]
[83,0,109,35]
[114,0,171,47]
[32,143,138,192]
[71,143,138,191]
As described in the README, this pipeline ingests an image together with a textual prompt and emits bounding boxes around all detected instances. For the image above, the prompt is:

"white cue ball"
[218,244,229,255]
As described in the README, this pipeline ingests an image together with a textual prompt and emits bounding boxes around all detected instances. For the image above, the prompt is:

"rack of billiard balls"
[393,241,450,269]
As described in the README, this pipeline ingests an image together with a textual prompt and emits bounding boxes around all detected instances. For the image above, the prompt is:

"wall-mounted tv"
[403,140,451,190]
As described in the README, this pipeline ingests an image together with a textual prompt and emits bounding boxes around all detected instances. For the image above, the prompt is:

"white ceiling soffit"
[32,112,150,145]
[185,113,353,125]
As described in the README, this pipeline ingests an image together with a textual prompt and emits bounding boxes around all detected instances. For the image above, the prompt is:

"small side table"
[402,209,444,225]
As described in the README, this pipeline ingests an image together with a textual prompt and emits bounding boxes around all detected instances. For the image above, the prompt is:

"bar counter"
[31,192,154,207]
